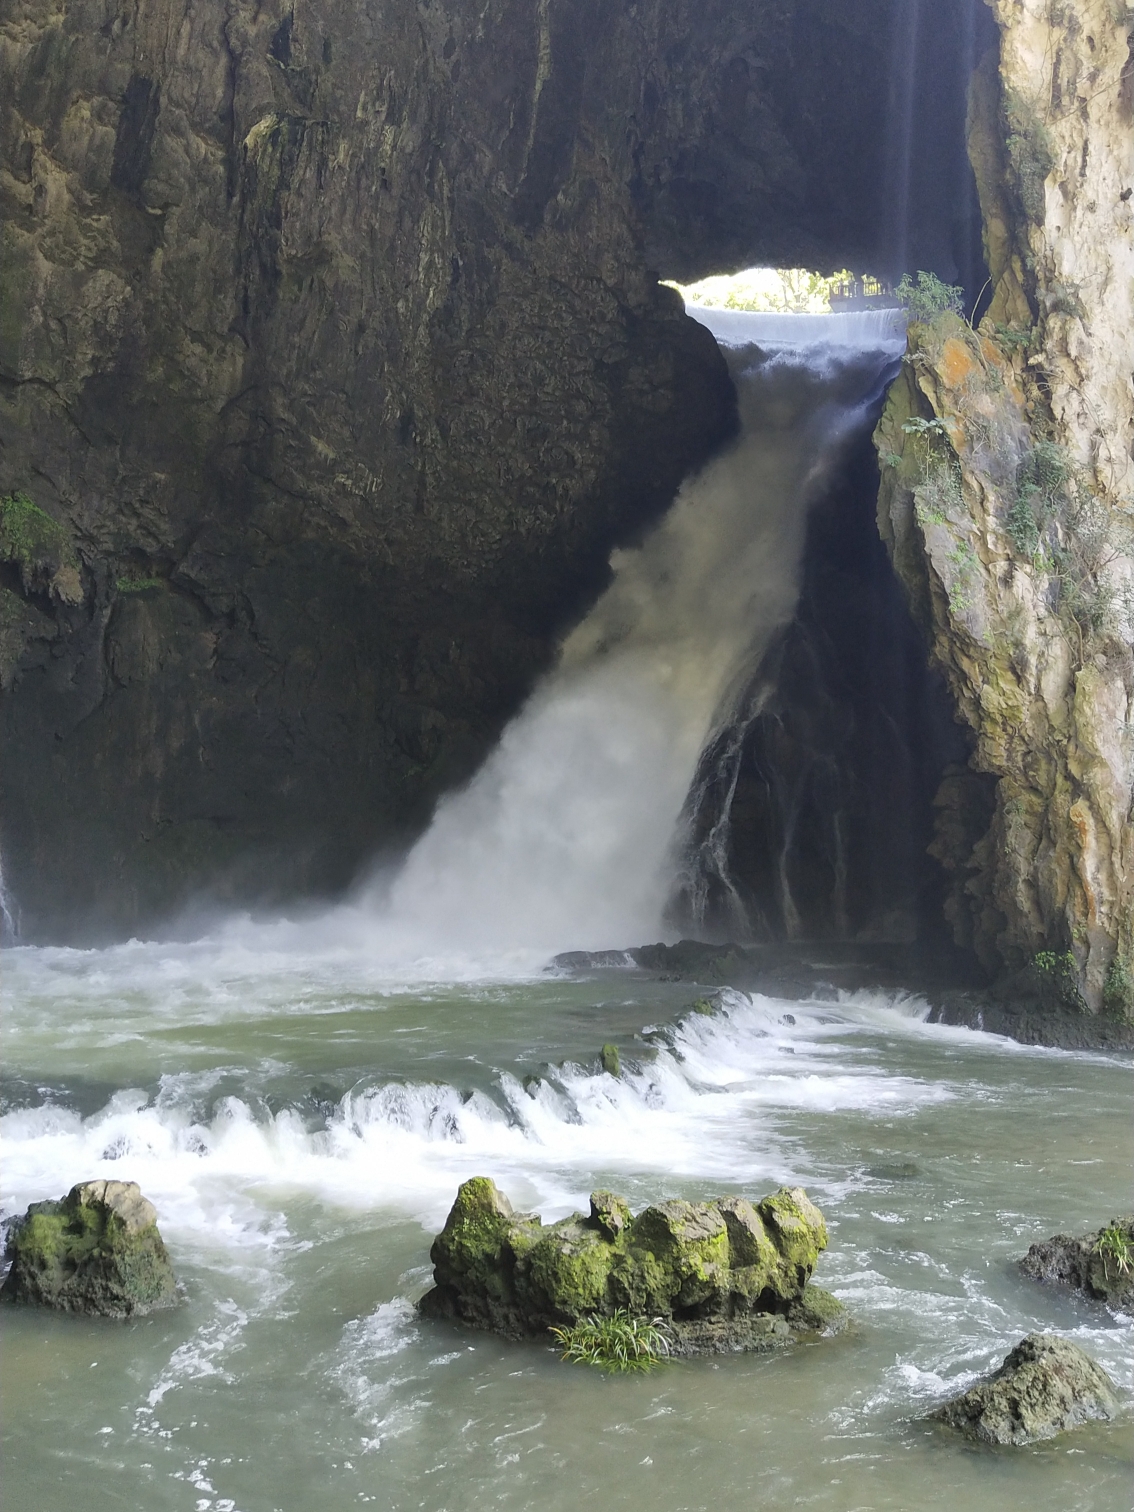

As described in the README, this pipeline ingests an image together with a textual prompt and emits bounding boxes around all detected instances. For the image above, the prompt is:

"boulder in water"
[930,1334,1118,1445]
[1019,1216,1134,1311]
[419,1176,844,1352]
[1,1180,179,1317]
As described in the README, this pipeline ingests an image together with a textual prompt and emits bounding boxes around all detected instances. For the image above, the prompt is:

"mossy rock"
[787,1283,848,1334]
[420,1177,835,1351]
[0,492,81,602]
[1,1180,179,1317]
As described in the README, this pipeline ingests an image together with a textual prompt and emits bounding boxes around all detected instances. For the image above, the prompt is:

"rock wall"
[1,0,926,940]
[875,0,1134,1010]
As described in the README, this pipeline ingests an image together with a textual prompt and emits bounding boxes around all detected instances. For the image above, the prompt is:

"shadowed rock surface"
[930,1333,1118,1445]
[418,1175,845,1353]
[1,1179,179,1316]
[1019,1217,1134,1313]
[0,0,988,941]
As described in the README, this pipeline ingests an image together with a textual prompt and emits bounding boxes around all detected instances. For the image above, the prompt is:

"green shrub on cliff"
[1006,442,1133,659]
[1031,950,1087,1012]
[0,491,77,592]
[895,272,964,324]
[550,1309,671,1373]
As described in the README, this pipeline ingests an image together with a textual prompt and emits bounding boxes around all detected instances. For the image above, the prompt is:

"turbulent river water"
[2,311,1131,1509]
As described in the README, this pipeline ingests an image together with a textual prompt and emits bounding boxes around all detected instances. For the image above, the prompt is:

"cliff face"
[2,0,914,938]
[876,0,1134,1011]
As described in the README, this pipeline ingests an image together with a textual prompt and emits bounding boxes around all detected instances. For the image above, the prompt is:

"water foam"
[1,992,953,1246]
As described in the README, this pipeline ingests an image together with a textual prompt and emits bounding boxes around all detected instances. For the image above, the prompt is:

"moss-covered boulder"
[420,1177,843,1352]
[1,1180,179,1317]
[930,1334,1117,1445]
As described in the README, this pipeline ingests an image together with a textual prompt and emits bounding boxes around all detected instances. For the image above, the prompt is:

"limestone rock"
[874,0,1134,1008]
[931,1333,1118,1445]
[419,1176,834,1351]
[1019,1217,1134,1312]
[1,1180,179,1317]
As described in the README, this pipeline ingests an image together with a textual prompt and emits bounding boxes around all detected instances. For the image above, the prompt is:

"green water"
[2,943,1131,1511]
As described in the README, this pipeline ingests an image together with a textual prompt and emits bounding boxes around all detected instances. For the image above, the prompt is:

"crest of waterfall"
[370,309,906,957]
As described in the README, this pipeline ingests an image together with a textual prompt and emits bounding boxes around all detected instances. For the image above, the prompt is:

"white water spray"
[373,308,906,956]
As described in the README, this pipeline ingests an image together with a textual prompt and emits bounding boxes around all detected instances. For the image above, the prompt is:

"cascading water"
[369,307,907,960]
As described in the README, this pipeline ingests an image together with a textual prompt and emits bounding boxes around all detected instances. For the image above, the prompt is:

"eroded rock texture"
[876,1,1134,1009]
[0,0,937,940]
[930,1333,1118,1446]
[419,1175,843,1353]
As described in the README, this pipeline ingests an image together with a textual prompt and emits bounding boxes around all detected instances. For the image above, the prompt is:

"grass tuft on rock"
[1094,1224,1132,1283]
[550,1309,671,1373]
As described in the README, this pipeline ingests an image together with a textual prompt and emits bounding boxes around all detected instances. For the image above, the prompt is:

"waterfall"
[0,844,19,945]
[366,308,907,958]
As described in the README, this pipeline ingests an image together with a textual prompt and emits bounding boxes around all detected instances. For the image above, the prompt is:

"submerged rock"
[419,1176,845,1352]
[1019,1217,1134,1312]
[930,1334,1117,1445]
[1,1180,179,1317]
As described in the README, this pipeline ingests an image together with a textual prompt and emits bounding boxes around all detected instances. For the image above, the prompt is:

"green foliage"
[945,540,979,614]
[1102,957,1134,1022]
[895,272,964,324]
[550,1309,671,1373]
[116,574,164,593]
[993,322,1034,351]
[1093,1225,1132,1282]
[915,460,964,528]
[1006,494,1041,556]
[1033,949,1075,978]
[1006,442,1133,659]
[1031,950,1086,1012]
[1003,90,1055,223]
[0,491,72,574]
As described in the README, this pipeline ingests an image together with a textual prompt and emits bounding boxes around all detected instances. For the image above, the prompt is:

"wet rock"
[930,1334,1117,1445]
[600,1044,621,1078]
[1,1180,179,1317]
[1019,1216,1134,1312]
[419,1176,835,1351]
[589,1191,631,1240]
[786,1282,849,1335]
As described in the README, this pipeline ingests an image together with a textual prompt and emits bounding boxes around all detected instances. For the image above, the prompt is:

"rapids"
[1,959,1131,1510]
